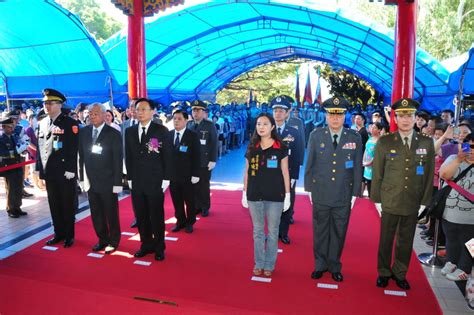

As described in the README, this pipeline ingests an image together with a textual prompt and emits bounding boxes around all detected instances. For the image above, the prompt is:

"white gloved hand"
[283,193,291,212]
[418,205,426,217]
[191,176,200,184]
[241,191,248,208]
[208,161,216,171]
[290,179,296,187]
[64,171,75,180]
[375,203,382,217]
[113,186,123,194]
[162,180,170,191]
[127,180,132,190]
[79,181,85,191]
[351,196,356,209]
[308,192,313,205]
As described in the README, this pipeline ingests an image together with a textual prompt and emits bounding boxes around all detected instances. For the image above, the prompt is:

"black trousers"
[442,219,474,274]
[88,191,121,247]
[377,212,418,279]
[45,177,78,239]
[170,180,196,227]
[279,180,296,237]
[195,167,211,211]
[3,168,23,212]
[131,189,165,254]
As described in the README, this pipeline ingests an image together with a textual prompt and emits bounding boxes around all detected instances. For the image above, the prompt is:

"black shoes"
[280,235,291,245]
[185,225,193,233]
[392,275,410,290]
[201,209,209,217]
[17,210,27,216]
[130,219,138,228]
[171,225,183,232]
[92,243,107,252]
[134,249,152,258]
[7,211,20,218]
[376,276,390,288]
[22,190,33,198]
[64,239,74,248]
[46,236,63,245]
[289,217,294,224]
[311,270,327,279]
[155,252,165,261]
[331,272,344,282]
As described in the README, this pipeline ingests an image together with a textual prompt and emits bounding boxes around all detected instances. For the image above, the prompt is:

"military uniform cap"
[322,97,349,114]
[191,100,207,110]
[0,118,14,125]
[42,88,66,103]
[271,95,293,110]
[4,109,21,118]
[392,98,419,114]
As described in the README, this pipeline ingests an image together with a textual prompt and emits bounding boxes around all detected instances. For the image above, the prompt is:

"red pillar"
[127,0,147,99]
[390,0,417,132]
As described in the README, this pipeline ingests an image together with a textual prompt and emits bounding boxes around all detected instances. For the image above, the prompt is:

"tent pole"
[127,0,147,99]
[108,76,114,106]
[0,73,10,111]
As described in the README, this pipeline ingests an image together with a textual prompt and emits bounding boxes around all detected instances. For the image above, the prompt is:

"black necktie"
[333,134,338,149]
[278,127,282,136]
[140,127,146,144]
[175,132,180,148]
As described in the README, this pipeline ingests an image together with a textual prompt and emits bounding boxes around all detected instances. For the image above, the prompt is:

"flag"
[314,66,322,104]
[303,67,312,105]
[295,66,301,107]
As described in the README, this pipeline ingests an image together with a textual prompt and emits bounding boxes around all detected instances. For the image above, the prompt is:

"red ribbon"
[0,160,35,172]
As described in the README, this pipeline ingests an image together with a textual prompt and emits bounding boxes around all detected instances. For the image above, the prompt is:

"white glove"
[418,205,426,217]
[241,191,248,208]
[283,193,291,212]
[208,161,216,171]
[290,179,296,187]
[127,180,132,190]
[64,171,75,180]
[375,203,382,217]
[351,196,356,209]
[191,176,200,184]
[79,181,85,191]
[308,192,313,205]
[162,180,169,191]
[113,186,123,194]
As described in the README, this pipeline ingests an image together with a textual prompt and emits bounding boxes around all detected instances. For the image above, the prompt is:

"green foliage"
[57,0,124,44]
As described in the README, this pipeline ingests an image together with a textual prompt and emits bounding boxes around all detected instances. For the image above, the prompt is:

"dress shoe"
[46,236,63,245]
[7,211,20,218]
[280,235,291,245]
[130,219,138,228]
[155,252,165,261]
[104,246,116,254]
[290,217,294,224]
[92,243,107,252]
[376,276,390,288]
[64,239,74,248]
[16,209,27,216]
[311,270,327,279]
[201,209,209,217]
[392,275,410,290]
[134,249,151,258]
[331,272,344,282]
[171,225,182,232]
[185,225,193,233]
[22,190,33,198]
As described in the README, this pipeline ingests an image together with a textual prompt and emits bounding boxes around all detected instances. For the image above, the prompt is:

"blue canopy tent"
[0,0,119,107]
[102,0,453,111]
[448,44,474,95]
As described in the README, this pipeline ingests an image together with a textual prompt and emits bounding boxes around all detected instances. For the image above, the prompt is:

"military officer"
[271,95,304,245]
[0,118,25,218]
[187,100,218,217]
[36,88,79,248]
[371,98,434,290]
[304,97,362,282]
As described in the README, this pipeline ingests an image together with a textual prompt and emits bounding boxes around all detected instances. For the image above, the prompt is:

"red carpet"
[0,191,441,314]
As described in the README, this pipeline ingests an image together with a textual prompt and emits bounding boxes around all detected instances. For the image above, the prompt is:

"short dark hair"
[459,123,472,133]
[172,109,188,120]
[442,109,454,117]
[463,133,473,143]
[434,122,448,132]
[135,98,155,110]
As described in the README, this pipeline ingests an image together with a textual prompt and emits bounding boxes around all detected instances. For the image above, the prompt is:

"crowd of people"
[0,88,473,308]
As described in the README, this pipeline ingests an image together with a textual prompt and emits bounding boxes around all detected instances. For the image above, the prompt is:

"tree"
[57,0,124,44]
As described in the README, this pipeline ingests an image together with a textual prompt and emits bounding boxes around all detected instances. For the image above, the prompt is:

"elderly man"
[305,97,362,282]
[79,103,123,254]
[36,88,79,248]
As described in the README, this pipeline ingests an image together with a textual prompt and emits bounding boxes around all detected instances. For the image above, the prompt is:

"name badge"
[267,159,278,169]
[416,166,424,175]
[345,160,354,169]
[288,149,292,156]
[53,141,62,150]
[92,144,103,154]
[200,139,206,145]
[179,145,188,153]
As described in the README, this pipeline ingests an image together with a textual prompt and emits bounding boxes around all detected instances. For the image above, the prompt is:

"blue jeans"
[248,200,283,271]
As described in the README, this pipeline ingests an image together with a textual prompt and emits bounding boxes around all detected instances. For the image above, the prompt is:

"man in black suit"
[169,109,201,233]
[79,103,123,254]
[187,100,218,217]
[36,88,79,248]
[125,98,172,261]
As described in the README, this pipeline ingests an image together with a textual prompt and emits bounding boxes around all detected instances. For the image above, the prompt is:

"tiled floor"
[0,146,472,313]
